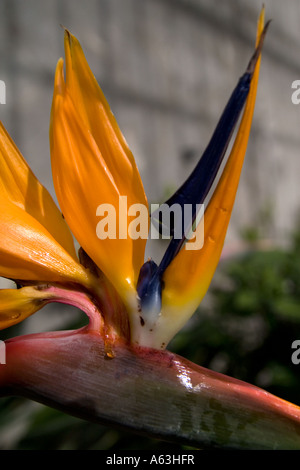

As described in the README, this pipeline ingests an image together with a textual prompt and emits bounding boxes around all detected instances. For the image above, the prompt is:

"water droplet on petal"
[11,312,21,320]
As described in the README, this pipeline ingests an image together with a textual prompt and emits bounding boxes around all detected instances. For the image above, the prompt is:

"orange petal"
[157,8,266,348]
[0,286,55,330]
[63,31,147,206]
[0,122,77,259]
[50,52,148,306]
[0,199,93,287]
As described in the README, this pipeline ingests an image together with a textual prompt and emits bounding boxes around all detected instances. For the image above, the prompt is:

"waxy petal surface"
[50,45,148,306]
[0,200,92,287]
[0,123,77,259]
[63,31,147,206]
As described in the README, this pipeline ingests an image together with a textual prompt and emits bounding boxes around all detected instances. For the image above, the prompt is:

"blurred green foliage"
[1,230,300,449]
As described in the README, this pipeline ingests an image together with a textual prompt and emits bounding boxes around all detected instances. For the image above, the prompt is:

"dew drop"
[10,312,21,320]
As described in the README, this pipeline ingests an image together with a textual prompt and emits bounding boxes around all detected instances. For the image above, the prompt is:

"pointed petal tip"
[63,28,82,63]
[53,58,65,96]
[61,25,73,45]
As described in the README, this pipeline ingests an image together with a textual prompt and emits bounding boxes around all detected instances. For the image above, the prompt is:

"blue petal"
[137,22,270,316]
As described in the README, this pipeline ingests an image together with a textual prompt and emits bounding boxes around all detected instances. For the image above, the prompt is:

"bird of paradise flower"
[1,8,300,449]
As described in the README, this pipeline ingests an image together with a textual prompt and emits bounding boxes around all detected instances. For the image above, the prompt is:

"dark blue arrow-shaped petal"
[137,22,270,317]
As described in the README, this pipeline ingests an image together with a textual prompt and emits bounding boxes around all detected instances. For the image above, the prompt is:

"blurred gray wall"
[0,0,300,252]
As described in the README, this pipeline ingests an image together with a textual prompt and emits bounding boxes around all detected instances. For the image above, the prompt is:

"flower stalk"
[1,328,300,449]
